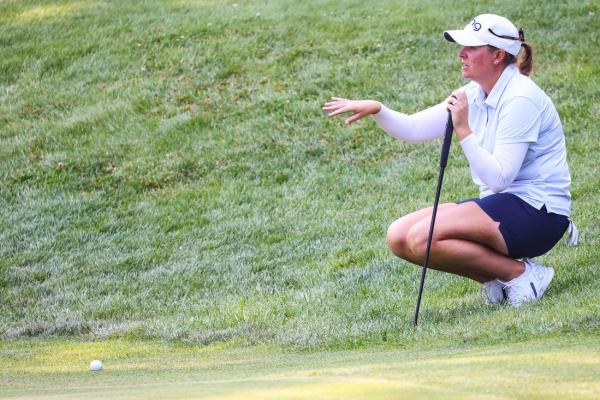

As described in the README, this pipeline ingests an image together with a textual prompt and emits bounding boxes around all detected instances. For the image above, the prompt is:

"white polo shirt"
[461,64,572,217]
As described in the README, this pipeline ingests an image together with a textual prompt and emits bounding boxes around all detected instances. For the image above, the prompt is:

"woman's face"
[458,46,497,82]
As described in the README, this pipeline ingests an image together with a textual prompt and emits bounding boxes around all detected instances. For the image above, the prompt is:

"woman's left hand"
[446,91,471,140]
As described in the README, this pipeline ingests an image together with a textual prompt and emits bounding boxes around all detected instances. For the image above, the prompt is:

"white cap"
[444,14,523,56]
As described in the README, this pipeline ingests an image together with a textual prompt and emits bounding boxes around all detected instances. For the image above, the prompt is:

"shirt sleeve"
[372,102,448,142]
[496,96,541,144]
[460,135,529,193]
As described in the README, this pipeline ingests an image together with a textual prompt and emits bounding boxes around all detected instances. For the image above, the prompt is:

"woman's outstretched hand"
[322,97,381,125]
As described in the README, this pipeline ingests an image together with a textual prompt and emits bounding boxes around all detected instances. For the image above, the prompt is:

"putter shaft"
[414,112,454,326]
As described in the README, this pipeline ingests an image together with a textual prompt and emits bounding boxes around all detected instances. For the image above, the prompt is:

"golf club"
[414,111,454,326]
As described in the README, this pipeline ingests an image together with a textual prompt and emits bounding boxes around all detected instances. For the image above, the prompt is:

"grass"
[2,1,600,397]
[1,0,599,363]
[2,334,600,399]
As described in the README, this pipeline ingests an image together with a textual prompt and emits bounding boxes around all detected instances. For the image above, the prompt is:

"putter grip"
[439,112,453,168]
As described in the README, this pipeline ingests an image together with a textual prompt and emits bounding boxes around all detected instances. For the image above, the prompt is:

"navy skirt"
[463,193,569,258]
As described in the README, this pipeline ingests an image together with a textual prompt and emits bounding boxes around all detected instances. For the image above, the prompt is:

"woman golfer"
[323,14,576,307]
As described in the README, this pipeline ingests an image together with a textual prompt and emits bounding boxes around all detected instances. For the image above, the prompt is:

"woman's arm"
[323,97,448,142]
[372,102,448,142]
[447,91,539,192]
[460,136,529,193]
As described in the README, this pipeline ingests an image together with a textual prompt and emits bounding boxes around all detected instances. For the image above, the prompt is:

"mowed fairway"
[2,335,600,399]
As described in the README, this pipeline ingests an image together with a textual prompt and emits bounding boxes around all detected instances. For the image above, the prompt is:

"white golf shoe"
[503,259,554,307]
[481,279,506,305]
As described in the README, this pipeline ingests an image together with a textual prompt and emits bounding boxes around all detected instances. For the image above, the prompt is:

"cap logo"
[470,19,482,31]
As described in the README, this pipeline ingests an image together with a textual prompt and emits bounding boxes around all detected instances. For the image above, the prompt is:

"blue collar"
[474,64,518,108]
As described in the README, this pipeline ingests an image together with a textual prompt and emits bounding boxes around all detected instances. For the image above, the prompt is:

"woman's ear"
[493,49,506,65]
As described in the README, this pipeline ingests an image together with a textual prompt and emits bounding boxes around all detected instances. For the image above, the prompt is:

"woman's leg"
[386,201,525,283]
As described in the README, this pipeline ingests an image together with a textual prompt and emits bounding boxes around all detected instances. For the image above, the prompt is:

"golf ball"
[89,360,103,371]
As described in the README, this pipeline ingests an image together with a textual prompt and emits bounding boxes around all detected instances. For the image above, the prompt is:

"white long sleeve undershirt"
[373,103,448,142]
[459,134,529,193]
[372,103,529,193]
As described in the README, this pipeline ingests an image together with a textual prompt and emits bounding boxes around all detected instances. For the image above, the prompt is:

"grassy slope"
[2,335,600,399]
[1,0,599,350]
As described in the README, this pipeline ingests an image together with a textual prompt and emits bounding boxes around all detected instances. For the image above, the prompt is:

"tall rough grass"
[1,0,599,349]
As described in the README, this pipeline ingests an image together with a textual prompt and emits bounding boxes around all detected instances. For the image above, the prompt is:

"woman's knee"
[386,220,408,257]
[386,220,426,261]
